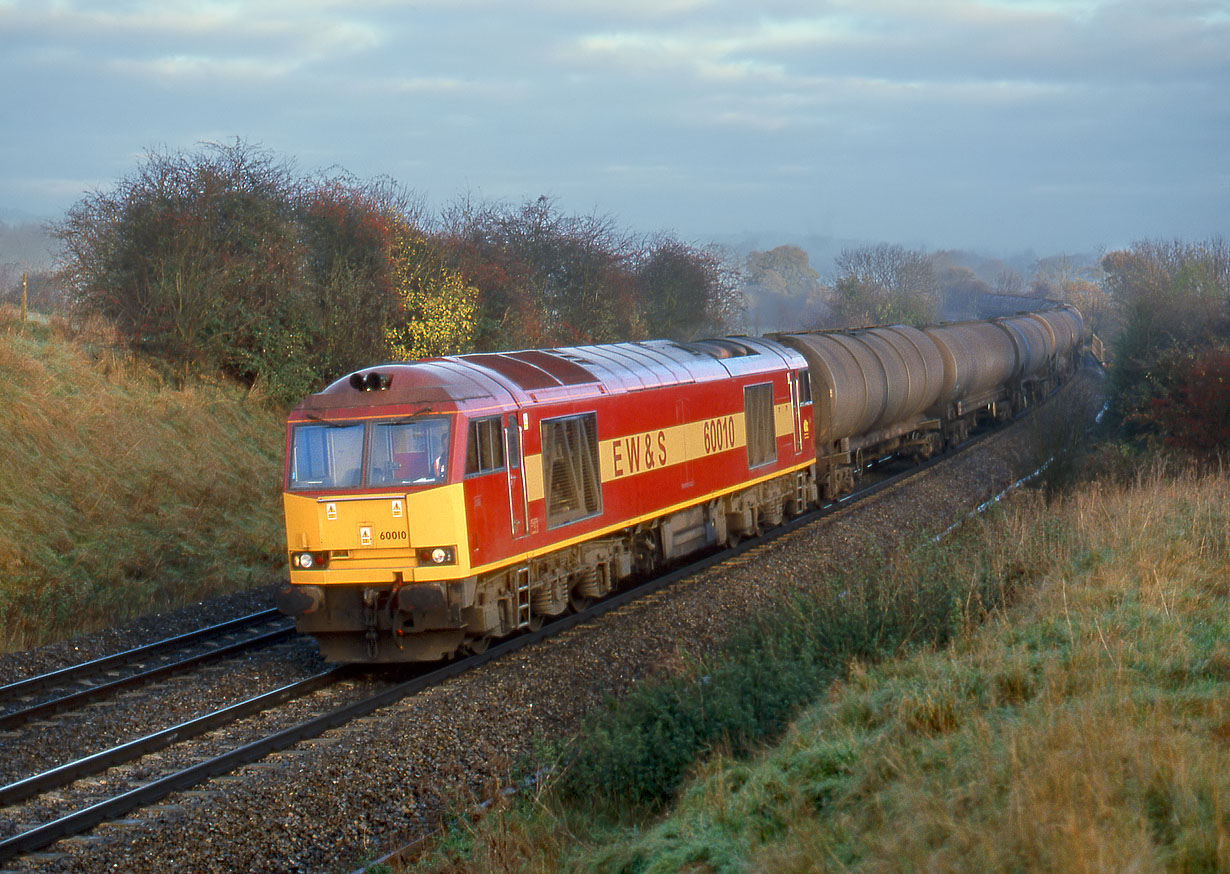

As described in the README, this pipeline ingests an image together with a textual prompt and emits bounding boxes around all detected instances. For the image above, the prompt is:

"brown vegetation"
[0,308,285,651]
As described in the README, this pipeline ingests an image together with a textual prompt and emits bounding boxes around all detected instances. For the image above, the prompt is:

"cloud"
[3,0,382,76]
[567,0,1230,90]
[386,75,529,99]
[108,54,300,81]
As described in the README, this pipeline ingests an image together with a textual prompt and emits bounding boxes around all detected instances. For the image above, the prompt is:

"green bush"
[553,547,985,810]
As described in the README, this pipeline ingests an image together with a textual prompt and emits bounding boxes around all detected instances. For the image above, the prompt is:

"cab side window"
[797,368,812,404]
[465,417,506,475]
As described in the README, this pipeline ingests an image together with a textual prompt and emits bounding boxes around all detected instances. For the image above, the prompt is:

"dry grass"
[737,469,1227,874]
[0,306,287,650]
[406,465,1230,874]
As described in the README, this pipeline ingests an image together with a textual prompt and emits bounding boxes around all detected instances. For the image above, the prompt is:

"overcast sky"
[2,0,1227,258]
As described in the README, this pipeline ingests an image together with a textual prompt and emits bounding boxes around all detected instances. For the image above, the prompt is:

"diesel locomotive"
[276,305,1085,662]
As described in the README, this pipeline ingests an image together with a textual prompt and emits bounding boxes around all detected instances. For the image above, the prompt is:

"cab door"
[506,413,529,538]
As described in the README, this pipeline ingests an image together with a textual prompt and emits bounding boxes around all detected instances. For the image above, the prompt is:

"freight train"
[276,305,1085,662]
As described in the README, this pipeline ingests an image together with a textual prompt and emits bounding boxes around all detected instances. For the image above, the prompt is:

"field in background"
[0,307,287,651]
[413,464,1230,874]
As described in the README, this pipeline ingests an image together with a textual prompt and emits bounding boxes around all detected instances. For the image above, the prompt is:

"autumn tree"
[55,141,311,393]
[438,195,740,348]
[1100,237,1230,456]
[385,219,478,359]
[57,145,753,397]
[1147,349,1230,455]
[637,235,742,340]
[295,175,410,380]
[55,140,448,401]
[830,244,938,327]
[438,196,553,349]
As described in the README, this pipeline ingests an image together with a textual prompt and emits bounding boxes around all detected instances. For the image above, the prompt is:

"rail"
[0,608,285,702]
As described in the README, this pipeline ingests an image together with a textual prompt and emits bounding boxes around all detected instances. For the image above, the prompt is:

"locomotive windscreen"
[289,422,365,490]
[288,417,452,490]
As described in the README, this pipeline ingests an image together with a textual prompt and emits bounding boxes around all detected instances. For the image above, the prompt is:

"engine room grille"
[744,382,776,468]
[541,413,602,528]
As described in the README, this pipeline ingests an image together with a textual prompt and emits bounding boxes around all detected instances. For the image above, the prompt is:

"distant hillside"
[0,309,287,651]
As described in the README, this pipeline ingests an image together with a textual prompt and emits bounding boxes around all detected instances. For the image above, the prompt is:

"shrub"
[552,546,988,811]
[1146,346,1230,456]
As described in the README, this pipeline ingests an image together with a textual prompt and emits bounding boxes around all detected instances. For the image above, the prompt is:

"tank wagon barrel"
[923,321,1020,410]
[996,316,1051,381]
[1030,304,1083,360]
[277,304,1086,663]
[771,326,945,446]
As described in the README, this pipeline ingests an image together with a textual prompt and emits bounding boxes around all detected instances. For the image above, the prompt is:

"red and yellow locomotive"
[277,338,818,661]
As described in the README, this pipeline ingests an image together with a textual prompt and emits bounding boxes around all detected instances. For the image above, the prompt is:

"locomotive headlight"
[292,551,328,570]
[416,546,456,565]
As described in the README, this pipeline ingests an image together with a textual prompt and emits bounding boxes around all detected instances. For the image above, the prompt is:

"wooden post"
[21,272,27,322]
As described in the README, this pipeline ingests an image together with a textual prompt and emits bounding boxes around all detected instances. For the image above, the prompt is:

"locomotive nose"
[276,584,324,616]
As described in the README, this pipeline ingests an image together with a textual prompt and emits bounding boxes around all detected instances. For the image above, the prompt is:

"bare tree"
[831,243,938,327]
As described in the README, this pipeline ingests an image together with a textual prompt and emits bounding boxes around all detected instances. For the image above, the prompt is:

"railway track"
[0,610,320,864]
[0,609,291,729]
[0,667,351,862]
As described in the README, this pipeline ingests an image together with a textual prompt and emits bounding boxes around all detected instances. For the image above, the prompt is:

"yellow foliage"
[385,221,478,360]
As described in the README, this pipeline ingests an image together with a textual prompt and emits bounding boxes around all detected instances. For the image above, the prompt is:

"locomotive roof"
[292,336,803,417]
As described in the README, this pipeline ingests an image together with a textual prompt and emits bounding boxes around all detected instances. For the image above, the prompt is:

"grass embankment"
[414,465,1230,873]
[0,308,287,651]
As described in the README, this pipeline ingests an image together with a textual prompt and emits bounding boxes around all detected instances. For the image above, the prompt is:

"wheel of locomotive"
[464,635,491,655]
[569,592,594,613]
[633,530,661,577]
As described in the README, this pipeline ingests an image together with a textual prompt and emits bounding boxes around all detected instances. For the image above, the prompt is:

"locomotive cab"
[276,363,514,662]
[283,412,460,578]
